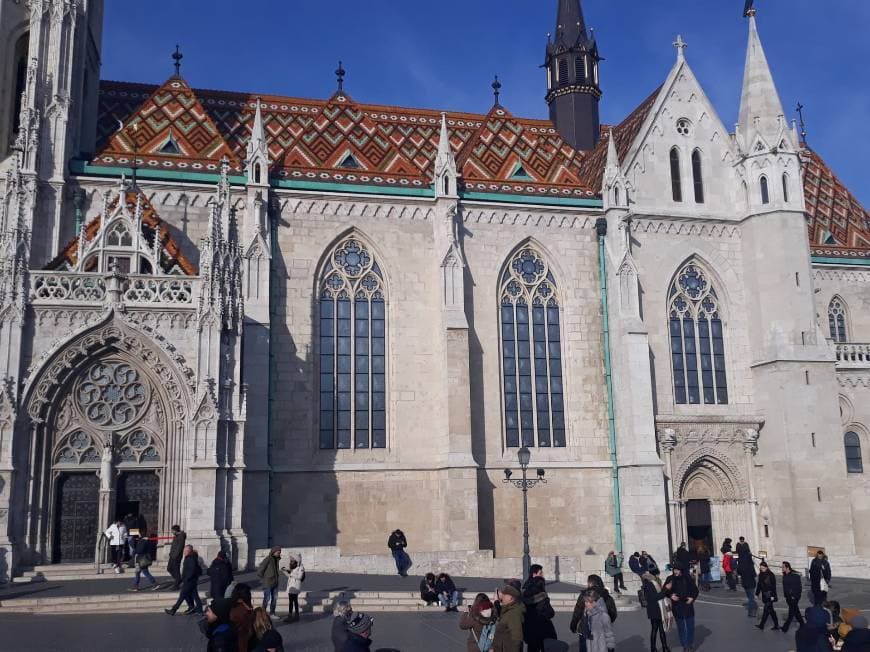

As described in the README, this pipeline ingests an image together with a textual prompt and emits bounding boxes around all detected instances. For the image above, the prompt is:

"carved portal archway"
[19,315,193,564]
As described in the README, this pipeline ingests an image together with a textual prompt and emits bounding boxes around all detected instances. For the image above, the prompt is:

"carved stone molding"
[813,269,870,284]
[631,219,741,239]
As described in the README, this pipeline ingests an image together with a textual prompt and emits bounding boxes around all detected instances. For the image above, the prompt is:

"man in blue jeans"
[257,547,282,616]
[738,556,758,617]
[387,529,409,577]
[663,562,699,652]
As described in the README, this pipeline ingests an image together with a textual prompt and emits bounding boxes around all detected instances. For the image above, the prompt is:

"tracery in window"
[668,261,728,405]
[828,297,848,343]
[319,236,387,450]
[500,246,565,448]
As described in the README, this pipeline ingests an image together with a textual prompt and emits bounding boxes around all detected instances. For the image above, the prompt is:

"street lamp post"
[503,446,547,582]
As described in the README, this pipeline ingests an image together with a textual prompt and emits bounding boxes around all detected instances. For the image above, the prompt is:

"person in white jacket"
[282,555,305,622]
[103,520,128,572]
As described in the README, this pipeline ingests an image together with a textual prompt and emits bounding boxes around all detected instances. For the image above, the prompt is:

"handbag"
[820,578,829,593]
[137,554,152,569]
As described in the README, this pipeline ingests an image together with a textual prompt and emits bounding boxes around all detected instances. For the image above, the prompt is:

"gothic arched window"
[319,236,387,450]
[500,246,565,448]
[828,297,848,343]
[692,149,705,204]
[670,148,683,202]
[844,432,863,474]
[668,261,728,405]
[782,173,790,203]
[760,175,770,204]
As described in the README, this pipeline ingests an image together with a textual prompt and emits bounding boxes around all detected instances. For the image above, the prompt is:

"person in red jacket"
[722,552,737,591]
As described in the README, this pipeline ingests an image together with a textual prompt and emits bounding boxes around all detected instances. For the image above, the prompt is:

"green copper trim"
[811,256,870,267]
[71,160,604,208]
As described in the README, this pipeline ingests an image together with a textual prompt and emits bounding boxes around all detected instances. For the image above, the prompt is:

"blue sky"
[102,0,869,204]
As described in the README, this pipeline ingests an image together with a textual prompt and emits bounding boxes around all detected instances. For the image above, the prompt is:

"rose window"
[75,361,148,428]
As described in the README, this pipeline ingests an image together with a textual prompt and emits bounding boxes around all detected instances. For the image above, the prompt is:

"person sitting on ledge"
[420,572,438,606]
[435,572,460,612]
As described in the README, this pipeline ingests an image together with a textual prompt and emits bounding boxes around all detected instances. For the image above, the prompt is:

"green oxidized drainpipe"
[596,217,623,553]
[73,189,85,234]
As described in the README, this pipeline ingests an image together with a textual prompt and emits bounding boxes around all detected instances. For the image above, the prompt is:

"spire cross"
[492,75,502,106]
[335,61,346,92]
[172,45,183,76]
[796,102,808,144]
[673,34,687,59]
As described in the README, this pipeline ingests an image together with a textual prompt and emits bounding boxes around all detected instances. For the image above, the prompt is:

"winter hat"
[853,615,869,630]
[208,598,234,623]
[500,585,521,599]
[270,546,282,555]
[259,630,283,648]
[346,612,374,635]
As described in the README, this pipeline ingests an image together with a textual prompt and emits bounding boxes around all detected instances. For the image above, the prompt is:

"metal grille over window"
[828,297,848,343]
[499,247,565,448]
[319,237,386,450]
[668,262,728,405]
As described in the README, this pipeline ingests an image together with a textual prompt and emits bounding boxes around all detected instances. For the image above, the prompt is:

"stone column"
[96,438,116,564]
[659,428,679,553]
[742,429,761,550]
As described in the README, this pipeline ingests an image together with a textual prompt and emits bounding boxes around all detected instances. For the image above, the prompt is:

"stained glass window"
[828,297,848,343]
[500,246,565,448]
[668,262,728,405]
[319,237,386,450]
[845,432,863,474]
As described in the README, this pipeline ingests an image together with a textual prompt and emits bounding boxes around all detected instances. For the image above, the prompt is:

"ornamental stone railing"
[30,272,199,308]
[835,342,870,369]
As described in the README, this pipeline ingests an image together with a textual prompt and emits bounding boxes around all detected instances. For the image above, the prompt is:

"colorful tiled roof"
[804,148,870,258]
[93,77,597,198]
[49,190,197,275]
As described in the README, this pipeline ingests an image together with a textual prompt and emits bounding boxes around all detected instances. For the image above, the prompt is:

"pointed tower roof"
[552,0,592,50]
[738,14,787,147]
[247,98,267,159]
[434,113,456,176]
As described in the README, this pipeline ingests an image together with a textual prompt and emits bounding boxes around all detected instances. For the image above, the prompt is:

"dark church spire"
[545,0,602,151]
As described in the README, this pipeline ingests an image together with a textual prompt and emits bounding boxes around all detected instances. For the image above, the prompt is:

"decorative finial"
[492,75,502,107]
[796,102,808,145]
[172,45,183,76]
[743,0,756,18]
[335,61,346,92]
[673,34,687,59]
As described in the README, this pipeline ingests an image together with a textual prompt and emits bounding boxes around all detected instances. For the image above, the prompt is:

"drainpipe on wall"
[266,203,277,547]
[596,217,623,552]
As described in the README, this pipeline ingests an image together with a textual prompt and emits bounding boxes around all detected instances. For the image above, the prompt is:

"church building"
[0,0,868,580]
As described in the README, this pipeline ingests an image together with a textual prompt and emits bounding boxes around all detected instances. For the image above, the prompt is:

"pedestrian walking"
[809,550,832,606]
[522,564,557,652]
[123,513,139,564]
[281,555,305,622]
[208,551,234,600]
[229,583,256,652]
[586,575,618,623]
[735,536,751,564]
[435,572,460,611]
[341,612,374,651]
[459,593,499,652]
[103,519,127,572]
[604,551,627,595]
[130,532,157,590]
[720,538,733,556]
[755,561,780,630]
[387,529,409,577]
[495,585,525,652]
[781,561,805,634]
[420,573,438,606]
[663,563,699,652]
[167,525,186,589]
[199,598,238,652]
[256,547,281,616]
[640,572,671,652]
[722,552,737,591]
[331,600,353,651]
[738,555,758,617]
[582,589,616,652]
[164,544,203,615]
[697,545,712,591]
[672,542,691,572]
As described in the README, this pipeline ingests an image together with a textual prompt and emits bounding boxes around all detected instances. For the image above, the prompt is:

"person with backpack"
[522,565,557,652]
[755,561,780,630]
[459,593,500,652]
[662,562,698,652]
[604,551,627,595]
[281,555,305,622]
[257,547,282,616]
[640,572,671,652]
[208,550,234,600]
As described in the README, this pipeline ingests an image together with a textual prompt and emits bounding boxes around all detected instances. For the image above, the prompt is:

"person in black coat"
[208,550,234,600]
[641,573,671,652]
[419,573,438,606]
[795,605,834,652]
[387,529,409,576]
[755,561,780,630]
[697,546,712,591]
[200,598,239,652]
[673,543,691,571]
[841,615,870,652]
[165,545,203,615]
[809,551,832,605]
[735,537,751,563]
[663,564,699,652]
[738,556,758,617]
[720,538,733,556]
[522,566,557,652]
[167,525,187,589]
[781,561,805,634]
[435,573,459,611]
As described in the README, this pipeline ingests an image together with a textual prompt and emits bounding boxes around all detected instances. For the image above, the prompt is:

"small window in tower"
[670,147,683,203]
[781,173,789,203]
[254,163,262,184]
[575,57,586,83]
[692,149,704,204]
[558,59,570,87]
[339,153,362,169]
[760,176,770,204]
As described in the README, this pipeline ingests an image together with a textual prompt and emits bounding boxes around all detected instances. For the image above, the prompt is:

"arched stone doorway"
[20,319,192,566]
